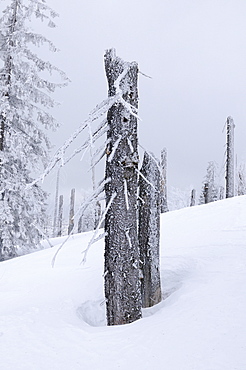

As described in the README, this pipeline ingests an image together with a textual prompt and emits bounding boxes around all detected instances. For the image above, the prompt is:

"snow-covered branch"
[51,178,110,267]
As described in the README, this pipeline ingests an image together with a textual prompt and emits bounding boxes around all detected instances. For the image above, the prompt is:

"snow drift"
[1,196,246,369]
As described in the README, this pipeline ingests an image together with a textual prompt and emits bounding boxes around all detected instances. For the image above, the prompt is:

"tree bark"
[104,49,142,325]
[138,151,162,308]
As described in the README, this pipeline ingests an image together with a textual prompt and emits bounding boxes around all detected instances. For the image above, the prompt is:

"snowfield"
[1,196,246,369]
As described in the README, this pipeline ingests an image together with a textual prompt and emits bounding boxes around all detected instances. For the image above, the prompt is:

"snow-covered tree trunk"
[94,201,101,230]
[200,161,220,205]
[0,0,19,260]
[218,186,224,200]
[78,215,82,233]
[190,189,196,207]
[53,167,60,237]
[104,49,142,326]
[0,115,5,152]
[57,195,63,237]
[160,148,169,213]
[237,165,246,196]
[68,188,75,235]
[226,116,235,198]
[204,182,209,204]
[138,151,162,308]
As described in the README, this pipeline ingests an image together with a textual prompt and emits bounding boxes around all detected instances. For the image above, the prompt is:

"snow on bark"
[237,164,246,196]
[160,148,169,213]
[104,48,142,326]
[138,151,162,308]
[226,116,235,198]
[52,167,60,237]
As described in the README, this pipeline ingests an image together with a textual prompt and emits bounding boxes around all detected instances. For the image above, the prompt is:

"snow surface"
[1,196,246,369]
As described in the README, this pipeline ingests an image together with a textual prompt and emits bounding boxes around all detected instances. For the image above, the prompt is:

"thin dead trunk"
[160,148,168,213]
[138,151,162,308]
[57,194,63,237]
[68,188,75,235]
[53,167,60,237]
[226,116,235,198]
[190,189,196,207]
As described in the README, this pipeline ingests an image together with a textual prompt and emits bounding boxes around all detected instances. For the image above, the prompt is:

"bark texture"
[104,49,142,326]
[138,152,162,308]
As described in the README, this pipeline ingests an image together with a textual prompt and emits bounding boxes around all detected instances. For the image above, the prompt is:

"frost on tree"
[237,164,246,196]
[138,151,162,308]
[53,167,60,237]
[160,148,169,213]
[57,194,63,237]
[190,189,196,207]
[199,162,219,204]
[104,49,142,325]
[68,188,75,235]
[0,0,67,260]
[225,116,235,198]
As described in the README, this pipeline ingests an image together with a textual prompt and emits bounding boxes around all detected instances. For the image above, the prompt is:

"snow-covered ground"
[1,196,246,369]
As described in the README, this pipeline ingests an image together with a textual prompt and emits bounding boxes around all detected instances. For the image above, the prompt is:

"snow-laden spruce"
[0,0,67,260]
[199,161,221,204]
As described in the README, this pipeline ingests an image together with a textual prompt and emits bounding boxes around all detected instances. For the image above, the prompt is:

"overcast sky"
[1,0,246,209]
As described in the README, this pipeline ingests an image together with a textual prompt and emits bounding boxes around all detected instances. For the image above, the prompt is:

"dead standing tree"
[52,167,60,237]
[138,152,162,308]
[104,49,142,325]
[190,188,196,207]
[225,116,235,198]
[160,148,169,213]
[57,195,63,237]
[68,188,75,235]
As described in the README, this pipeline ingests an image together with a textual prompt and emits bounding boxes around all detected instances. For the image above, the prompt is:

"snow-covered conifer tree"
[0,0,67,260]
[199,161,219,204]
[237,164,246,196]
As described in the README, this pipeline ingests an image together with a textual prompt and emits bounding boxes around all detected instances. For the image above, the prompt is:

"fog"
[1,0,246,211]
